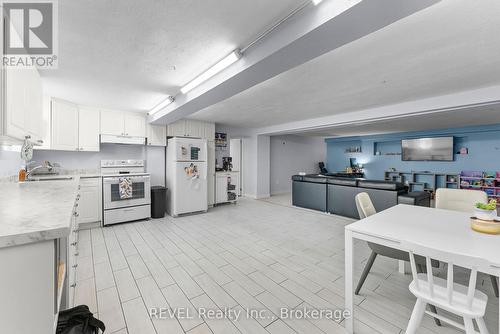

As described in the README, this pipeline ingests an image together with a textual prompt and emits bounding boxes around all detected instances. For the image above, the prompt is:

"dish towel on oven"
[119,177,133,199]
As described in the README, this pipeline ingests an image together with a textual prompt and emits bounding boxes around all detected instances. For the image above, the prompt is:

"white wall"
[0,144,166,186]
[0,148,24,178]
[270,135,326,195]
[209,127,327,198]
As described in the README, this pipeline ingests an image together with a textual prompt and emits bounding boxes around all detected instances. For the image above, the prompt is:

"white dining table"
[344,204,500,334]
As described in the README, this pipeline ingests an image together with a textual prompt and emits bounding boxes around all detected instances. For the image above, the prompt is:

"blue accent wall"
[325,124,500,180]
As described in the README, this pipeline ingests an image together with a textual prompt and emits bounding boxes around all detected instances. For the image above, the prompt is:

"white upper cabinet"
[167,120,186,137]
[1,66,44,144]
[101,110,145,137]
[124,113,146,137]
[146,124,166,146]
[51,99,79,151]
[78,107,100,151]
[167,119,214,139]
[204,122,215,140]
[184,120,203,138]
[100,110,125,136]
[51,100,101,151]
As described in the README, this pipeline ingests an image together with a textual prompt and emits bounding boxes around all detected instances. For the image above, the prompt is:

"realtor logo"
[2,0,58,68]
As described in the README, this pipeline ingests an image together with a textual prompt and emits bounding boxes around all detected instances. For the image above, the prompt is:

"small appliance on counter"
[101,160,151,226]
[222,156,233,171]
[166,137,208,217]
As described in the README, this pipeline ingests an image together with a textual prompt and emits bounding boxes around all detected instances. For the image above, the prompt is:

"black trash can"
[151,186,167,218]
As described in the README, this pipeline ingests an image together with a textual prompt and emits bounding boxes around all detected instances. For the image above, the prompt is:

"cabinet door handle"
[74,252,79,256]
[37,139,44,144]
[70,283,76,288]
[72,264,78,268]
[75,147,79,151]
[71,242,77,246]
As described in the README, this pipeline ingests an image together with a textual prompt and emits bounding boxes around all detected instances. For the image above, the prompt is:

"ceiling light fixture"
[149,96,175,115]
[312,0,323,5]
[180,49,242,94]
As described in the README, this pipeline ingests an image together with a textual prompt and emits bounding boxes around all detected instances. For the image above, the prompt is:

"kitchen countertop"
[0,178,80,249]
[26,174,101,181]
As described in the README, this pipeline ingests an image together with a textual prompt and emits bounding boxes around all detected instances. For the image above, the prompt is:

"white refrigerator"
[166,137,208,217]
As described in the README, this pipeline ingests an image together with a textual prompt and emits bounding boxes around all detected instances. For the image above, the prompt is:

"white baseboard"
[243,193,271,199]
[270,191,291,196]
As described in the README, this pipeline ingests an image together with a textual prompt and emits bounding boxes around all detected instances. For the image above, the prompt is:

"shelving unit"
[460,171,500,206]
[384,170,460,193]
[215,171,239,205]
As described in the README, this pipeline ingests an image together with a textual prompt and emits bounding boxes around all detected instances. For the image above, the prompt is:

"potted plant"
[474,200,498,221]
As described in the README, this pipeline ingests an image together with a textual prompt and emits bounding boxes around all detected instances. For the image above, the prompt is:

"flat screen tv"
[401,137,454,161]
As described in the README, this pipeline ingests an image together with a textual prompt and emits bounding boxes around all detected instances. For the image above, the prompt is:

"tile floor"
[74,196,498,334]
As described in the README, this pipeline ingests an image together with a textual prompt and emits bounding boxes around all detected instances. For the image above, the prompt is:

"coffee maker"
[222,157,233,171]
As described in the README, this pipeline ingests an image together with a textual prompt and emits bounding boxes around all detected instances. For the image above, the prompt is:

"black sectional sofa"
[292,175,426,219]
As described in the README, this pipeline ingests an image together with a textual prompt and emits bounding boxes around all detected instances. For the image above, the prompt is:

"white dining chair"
[435,188,498,298]
[435,188,488,212]
[404,241,490,334]
[355,192,442,326]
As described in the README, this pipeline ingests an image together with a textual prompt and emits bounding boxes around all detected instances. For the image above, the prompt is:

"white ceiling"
[190,0,500,128]
[40,0,304,112]
[295,105,500,137]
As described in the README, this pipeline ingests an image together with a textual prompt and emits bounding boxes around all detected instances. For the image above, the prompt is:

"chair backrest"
[355,192,377,219]
[435,188,487,213]
[402,240,490,308]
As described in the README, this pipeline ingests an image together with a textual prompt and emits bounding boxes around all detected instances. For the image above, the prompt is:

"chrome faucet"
[26,165,46,180]
[26,162,55,180]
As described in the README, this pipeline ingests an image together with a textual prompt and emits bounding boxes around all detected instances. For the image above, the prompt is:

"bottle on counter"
[18,166,26,182]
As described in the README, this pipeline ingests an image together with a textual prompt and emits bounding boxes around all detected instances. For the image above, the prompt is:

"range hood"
[100,134,146,145]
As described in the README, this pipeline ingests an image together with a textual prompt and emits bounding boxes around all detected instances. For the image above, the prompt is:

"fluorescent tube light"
[180,49,242,94]
[149,96,175,115]
[312,0,323,5]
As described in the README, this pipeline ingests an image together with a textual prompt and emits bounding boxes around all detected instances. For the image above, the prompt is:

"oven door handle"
[103,176,150,184]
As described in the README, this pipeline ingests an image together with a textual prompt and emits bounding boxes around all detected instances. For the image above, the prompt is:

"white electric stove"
[100,160,151,225]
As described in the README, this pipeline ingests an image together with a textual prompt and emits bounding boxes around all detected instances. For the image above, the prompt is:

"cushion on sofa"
[327,177,358,186]
[358,180,405,191]
[302,175,328,184]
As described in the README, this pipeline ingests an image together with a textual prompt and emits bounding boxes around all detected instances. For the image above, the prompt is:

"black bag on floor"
[56,305,106,334]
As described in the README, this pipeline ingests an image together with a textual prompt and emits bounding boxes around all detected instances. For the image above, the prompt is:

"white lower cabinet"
[0,190,80,334]
[215,172,240,204]
[208,140,215,206]
[76,177,101,226]
[0,240,56,333]
[67,211,79,308]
